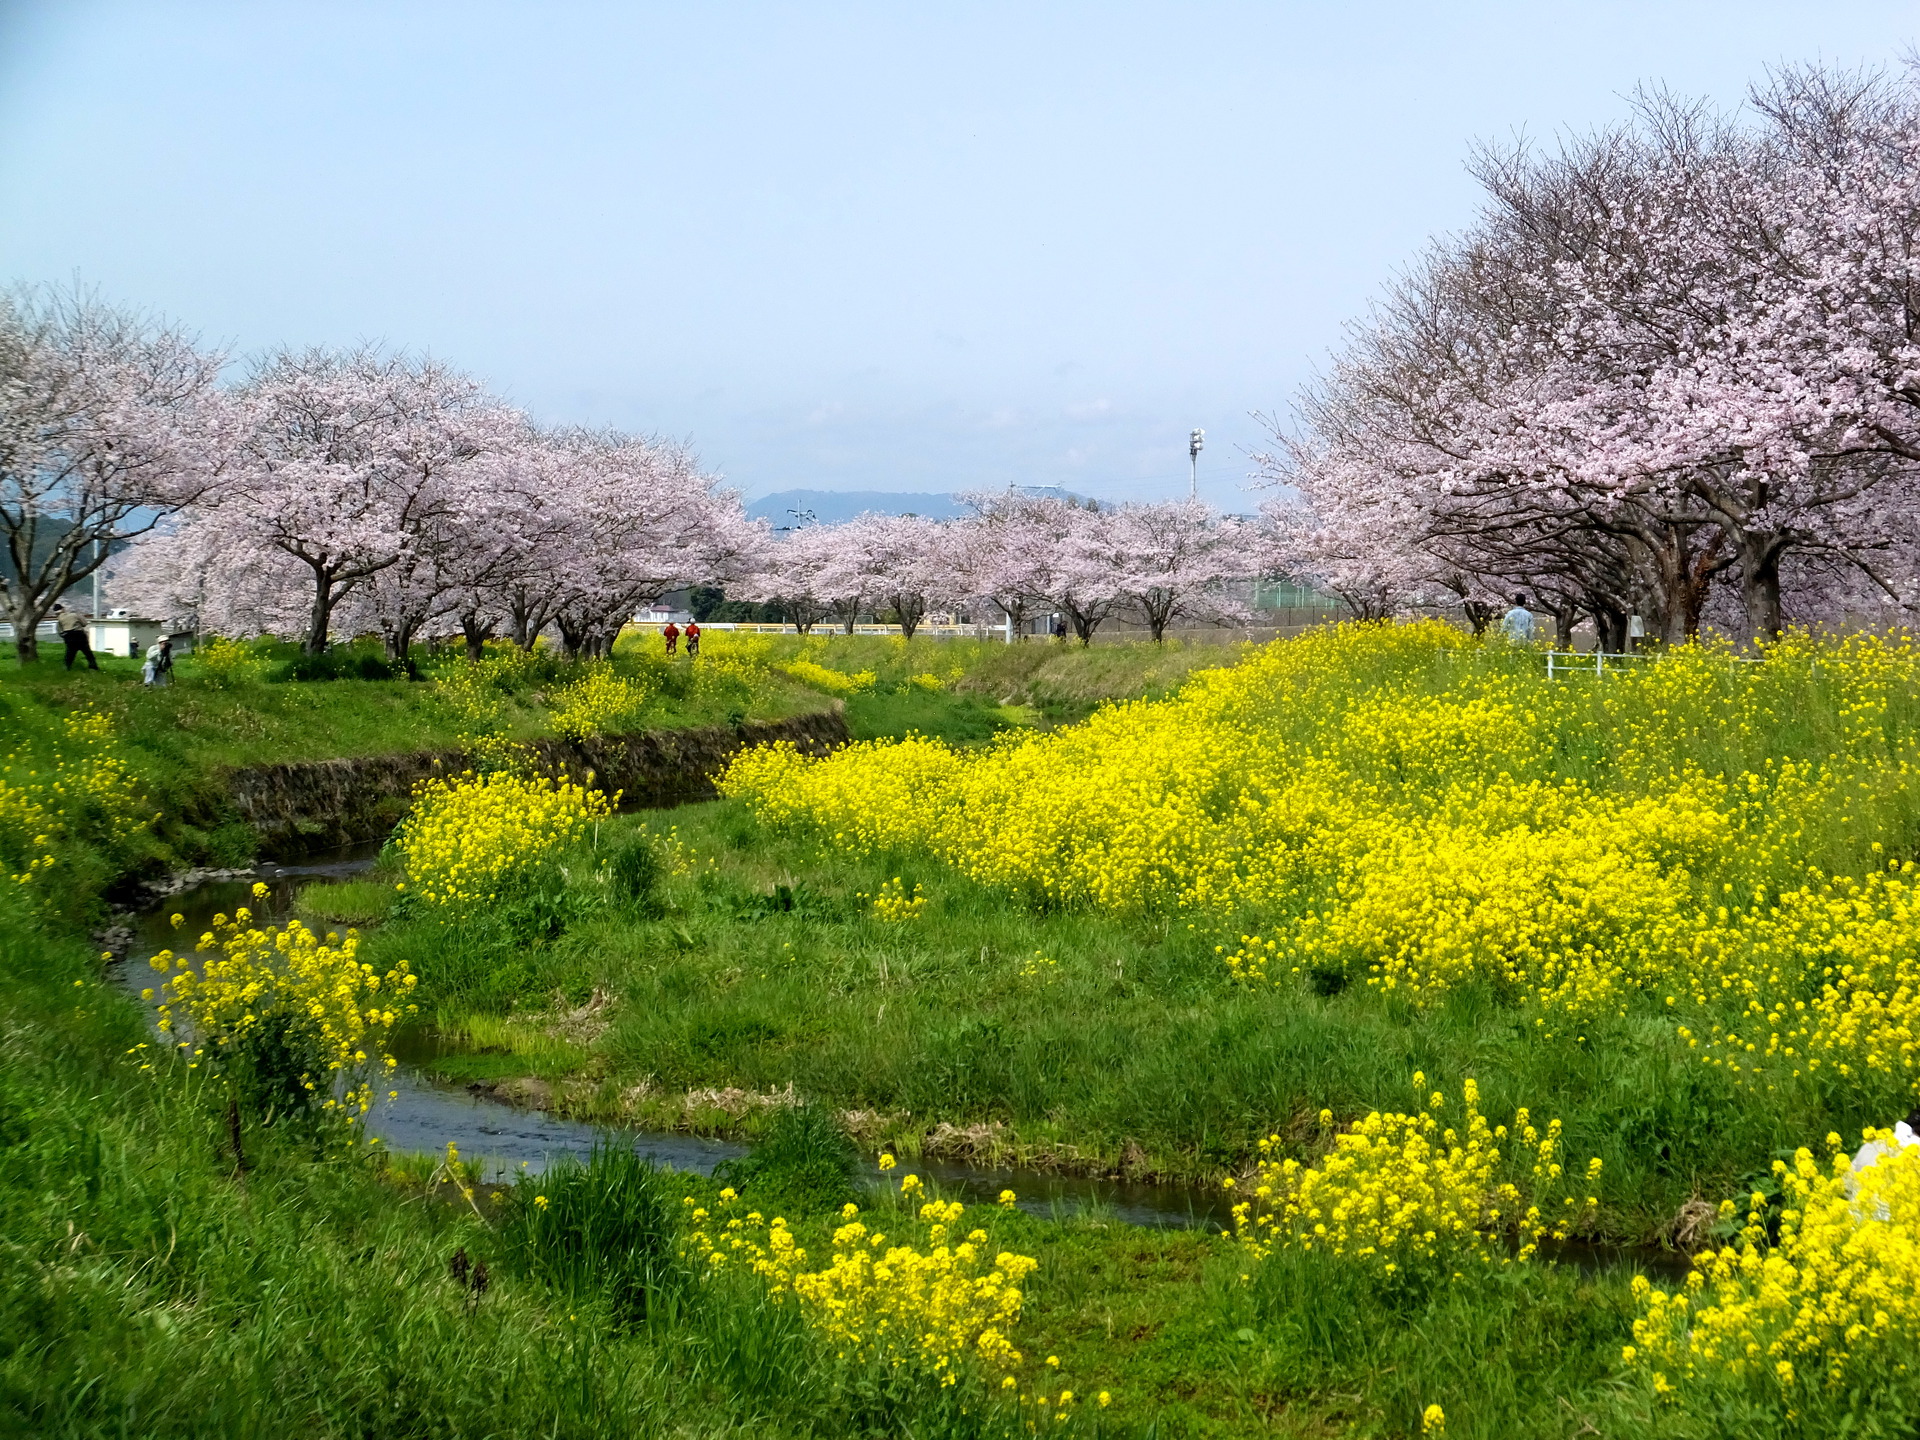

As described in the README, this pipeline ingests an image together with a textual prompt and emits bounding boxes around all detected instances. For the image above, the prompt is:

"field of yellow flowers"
[722,623,1920,1120]
[659,622,1920,1433]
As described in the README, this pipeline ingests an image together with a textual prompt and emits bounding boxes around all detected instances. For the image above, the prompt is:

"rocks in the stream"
[224,706,848,859]
[141,867,258,899]
[477,1077,556,1110]
[94,868,262,958]
[92,924,136,962]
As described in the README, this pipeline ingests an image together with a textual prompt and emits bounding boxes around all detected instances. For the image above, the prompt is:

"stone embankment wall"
[226,705,846,858]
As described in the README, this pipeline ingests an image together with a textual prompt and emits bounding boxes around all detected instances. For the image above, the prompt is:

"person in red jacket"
[684,620,701,657]
[662,621,680,655]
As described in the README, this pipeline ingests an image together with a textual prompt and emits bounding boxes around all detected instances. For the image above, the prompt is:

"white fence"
[1543,649,1761,678]
[1544,650,1653,679]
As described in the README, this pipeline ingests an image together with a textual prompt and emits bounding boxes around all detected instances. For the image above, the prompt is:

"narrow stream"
[110,848,1235,1232]
[110,851,1697,1273]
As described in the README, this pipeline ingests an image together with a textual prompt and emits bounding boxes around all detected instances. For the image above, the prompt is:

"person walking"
[53,608,99,671]
[1501,593,1536,643]
[683,619,701,657]
[142,635,174,687]
[662,621,680,656]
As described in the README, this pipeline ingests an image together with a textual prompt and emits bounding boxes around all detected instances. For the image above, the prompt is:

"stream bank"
[223,705,847,857]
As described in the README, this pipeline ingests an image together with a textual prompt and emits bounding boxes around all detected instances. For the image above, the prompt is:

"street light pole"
[1189,428,1205,499]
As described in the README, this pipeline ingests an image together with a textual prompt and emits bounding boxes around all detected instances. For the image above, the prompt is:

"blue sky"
[2,2,1915,504]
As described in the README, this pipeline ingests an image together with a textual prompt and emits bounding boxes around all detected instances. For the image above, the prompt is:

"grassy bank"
[0,635,827,875]
[673,630,1245,732]
[3,626,1204,874]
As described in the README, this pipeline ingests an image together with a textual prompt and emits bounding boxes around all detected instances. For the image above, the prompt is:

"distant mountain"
[747,486,1104,528]
[747,490,970,527]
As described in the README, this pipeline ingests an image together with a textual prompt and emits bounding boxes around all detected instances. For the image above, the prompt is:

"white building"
[88,614,194,660]
[636,605,693,626]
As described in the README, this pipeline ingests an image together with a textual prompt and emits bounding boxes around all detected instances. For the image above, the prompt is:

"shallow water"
[110,848,1230,1228]
[110,851,1694,1264]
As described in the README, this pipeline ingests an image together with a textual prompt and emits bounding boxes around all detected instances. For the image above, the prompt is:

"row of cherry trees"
[110,347,754,659]
[0,290,751,661]
[1262,62,1920,646]
[746,493,1255,643]
[2,285,1259,661]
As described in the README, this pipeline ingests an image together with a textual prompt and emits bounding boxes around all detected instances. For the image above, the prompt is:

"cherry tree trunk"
[890,595,926,640]
[1550,604,1577,650]
[459,611,495,662]
[1590,607,1629,654]
[382,619,424,672]
[4,590,50,662]
[1739,538,1784,643]
[1142,594,1175,643]
[304,567,337,654]
[1064,604,1104,646]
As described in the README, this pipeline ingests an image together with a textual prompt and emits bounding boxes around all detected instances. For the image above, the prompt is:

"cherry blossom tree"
[1106,499,1251,642]
[1266,63,1920,644]
[810,512,953,639]
[1025,497,1124,646]
[870,514,955,639]
[210,348,509,653]
[953,489,1057,639]
[740,519,839,633]
[542,428,761,658]
[0,287,224,661]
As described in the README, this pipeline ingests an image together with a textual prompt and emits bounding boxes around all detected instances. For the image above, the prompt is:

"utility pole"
[1189,428,1205,499]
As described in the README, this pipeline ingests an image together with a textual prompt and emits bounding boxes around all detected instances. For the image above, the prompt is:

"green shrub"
[188,636,271,689]
[268,646,400,683]
[714,1102,859,1213]
[501,1145,683,1323]
[607,833,666,917]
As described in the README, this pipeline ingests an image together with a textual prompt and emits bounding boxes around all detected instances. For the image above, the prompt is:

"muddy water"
[111,850,1235,1231]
